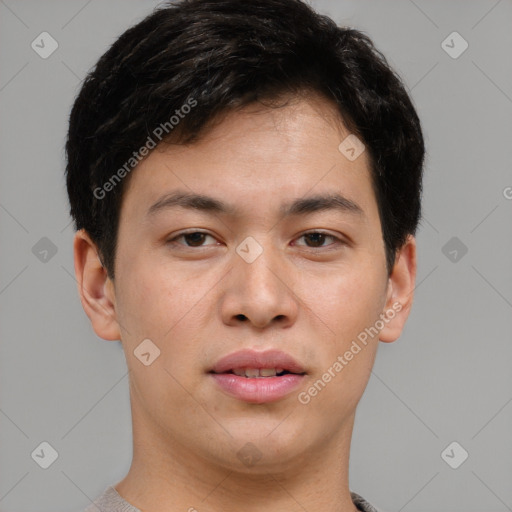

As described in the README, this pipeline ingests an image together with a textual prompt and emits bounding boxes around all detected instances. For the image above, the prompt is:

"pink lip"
[211,349,306,374]
[209,349,306,404]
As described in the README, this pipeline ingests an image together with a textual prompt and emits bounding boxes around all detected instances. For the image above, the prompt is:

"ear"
[73,229,121,341]
[379,235,417,343]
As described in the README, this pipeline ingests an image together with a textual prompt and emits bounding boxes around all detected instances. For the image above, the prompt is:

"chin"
[209,418,315,472]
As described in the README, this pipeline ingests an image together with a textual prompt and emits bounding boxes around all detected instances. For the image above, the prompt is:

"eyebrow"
[146,190,364,219]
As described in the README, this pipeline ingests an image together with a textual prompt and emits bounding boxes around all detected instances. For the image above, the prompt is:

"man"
[66,0,424,510]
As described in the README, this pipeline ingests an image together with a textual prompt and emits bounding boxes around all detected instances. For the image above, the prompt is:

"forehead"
[119,95,377,224]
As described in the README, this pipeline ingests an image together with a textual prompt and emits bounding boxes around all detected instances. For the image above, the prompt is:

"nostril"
[235,314,247,321]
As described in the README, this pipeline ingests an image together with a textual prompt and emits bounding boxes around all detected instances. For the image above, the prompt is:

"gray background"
[0,0,511,511]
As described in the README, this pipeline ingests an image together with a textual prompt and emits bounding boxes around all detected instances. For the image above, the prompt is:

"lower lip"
[210,373,304,403]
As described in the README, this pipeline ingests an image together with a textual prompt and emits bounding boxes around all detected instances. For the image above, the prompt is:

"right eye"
[166,230,219,248]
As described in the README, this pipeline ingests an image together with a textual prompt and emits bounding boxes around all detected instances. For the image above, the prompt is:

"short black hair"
[65,0,424,279]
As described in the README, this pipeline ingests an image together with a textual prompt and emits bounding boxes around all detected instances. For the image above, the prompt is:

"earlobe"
[379,235,417,343]
[73,229,121,341]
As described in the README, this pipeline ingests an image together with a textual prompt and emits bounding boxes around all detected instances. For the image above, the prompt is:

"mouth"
[218,367,301,378]
[209,349,306,403]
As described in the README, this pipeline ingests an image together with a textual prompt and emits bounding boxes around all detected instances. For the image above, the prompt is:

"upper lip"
[210,349,306,374]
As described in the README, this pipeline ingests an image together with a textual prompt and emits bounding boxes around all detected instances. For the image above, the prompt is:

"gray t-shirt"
[84,485,381,512]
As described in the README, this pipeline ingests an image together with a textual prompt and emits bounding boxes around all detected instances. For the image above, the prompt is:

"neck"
[115,409,359,512]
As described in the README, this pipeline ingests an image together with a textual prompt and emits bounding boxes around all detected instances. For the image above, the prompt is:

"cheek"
[115,261,208,423]
[299,265,386,408]
[115,252,188,339]
[115,256,217,380]
[303,262,387,342]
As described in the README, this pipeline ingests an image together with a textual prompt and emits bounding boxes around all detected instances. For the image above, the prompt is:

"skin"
[74,93,416,512]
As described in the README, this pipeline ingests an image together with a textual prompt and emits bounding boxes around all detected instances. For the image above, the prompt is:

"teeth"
[231,368,281,378]
[245,368,260,378]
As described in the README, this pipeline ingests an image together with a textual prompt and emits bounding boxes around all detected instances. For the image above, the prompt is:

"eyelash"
[166,230,345,250]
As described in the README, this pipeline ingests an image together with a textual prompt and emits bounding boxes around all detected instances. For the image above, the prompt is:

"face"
[75,94,415,475]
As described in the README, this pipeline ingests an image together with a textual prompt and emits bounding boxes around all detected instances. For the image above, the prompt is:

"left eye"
[294,232,340,248]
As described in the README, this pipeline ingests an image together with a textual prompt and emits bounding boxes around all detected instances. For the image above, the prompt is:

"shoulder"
[82,485,141,512]
[350,491,384,512]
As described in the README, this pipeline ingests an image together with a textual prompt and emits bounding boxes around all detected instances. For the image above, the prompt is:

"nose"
[220,239,299,330]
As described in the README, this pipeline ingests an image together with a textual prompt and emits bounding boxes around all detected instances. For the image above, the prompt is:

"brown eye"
[168,231,217,247]
[295,232,340,248]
